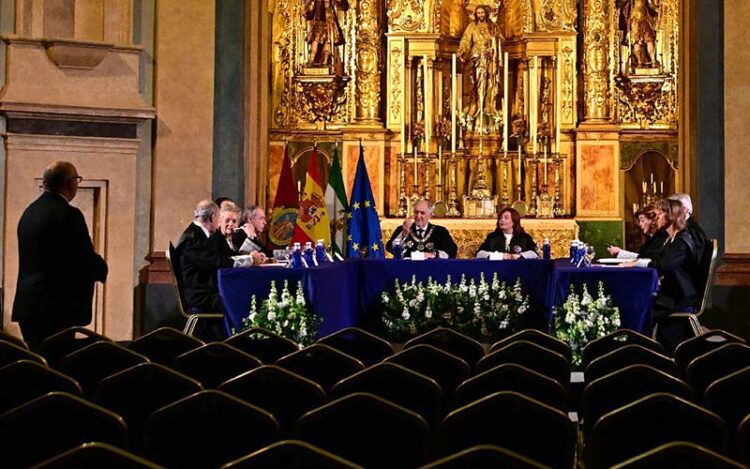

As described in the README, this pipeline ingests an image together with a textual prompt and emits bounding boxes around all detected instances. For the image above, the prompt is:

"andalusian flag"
[347,143,384,258]
[325,147,348,255]
[291,145,331,246]
[268,144,299,249]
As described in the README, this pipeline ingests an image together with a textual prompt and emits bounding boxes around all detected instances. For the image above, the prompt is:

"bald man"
[12,161,108,350]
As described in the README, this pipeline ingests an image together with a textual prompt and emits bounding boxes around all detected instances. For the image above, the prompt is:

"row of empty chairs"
[1,325,749,468]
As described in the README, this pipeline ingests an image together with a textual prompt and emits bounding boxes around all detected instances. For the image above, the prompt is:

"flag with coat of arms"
[291,145,331,247]
[347,143,384,258]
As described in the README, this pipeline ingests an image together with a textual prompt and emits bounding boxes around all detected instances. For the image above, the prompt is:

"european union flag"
[347,143,384,258]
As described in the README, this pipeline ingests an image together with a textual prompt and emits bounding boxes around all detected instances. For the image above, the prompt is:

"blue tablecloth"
[219,259,659,337]
[550,260,659,335]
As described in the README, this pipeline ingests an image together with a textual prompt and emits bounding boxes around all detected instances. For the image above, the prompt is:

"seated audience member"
[213,203,241,256]
[624,199,699,351]
[176,200,235,314]
[386,199,458,259]
[233,205,272,261]
[607,205,666,259]
[476,207,538,259]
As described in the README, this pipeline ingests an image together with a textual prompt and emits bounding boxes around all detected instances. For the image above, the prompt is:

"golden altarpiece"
[266,0,681,257]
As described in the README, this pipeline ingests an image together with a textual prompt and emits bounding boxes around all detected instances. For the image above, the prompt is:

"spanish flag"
[291,145,331,247]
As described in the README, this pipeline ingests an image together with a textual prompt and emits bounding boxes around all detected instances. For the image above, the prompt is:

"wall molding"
[716,253,750,286]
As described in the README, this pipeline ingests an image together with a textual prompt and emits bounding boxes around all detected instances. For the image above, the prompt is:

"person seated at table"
[669,192,711,291]
[386,199,458,259]
[622,199,699,351]
[607,205,666,259]
[233,205,273,260]
[476,207,538,259]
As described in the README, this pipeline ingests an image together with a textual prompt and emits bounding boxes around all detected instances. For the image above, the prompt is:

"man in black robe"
[386,200,458,259]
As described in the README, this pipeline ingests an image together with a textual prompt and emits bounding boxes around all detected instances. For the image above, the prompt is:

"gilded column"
[355,0,381,124]
[582,0,610,122]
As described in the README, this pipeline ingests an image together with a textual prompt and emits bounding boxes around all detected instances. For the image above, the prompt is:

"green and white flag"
[325,147,349,256]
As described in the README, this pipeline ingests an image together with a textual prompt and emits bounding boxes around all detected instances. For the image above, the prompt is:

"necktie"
[417,229,424,238]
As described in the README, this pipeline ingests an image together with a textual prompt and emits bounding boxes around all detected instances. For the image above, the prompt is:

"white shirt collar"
[193,220,211,238]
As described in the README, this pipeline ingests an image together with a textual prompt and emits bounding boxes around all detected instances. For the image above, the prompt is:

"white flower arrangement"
[553,281,621,368]
[236,280,320,346]
[381,273,530,342]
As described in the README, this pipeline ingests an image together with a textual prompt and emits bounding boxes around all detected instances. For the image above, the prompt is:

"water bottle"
[569,240,578,263]
[576,243,587,268]
[315,239,328,263]
[291,242,302,268]
[392,237,403,259]
[304,241,315,266]
[542,238,551,260]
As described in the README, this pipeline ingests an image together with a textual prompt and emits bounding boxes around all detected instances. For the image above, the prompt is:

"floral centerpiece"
[380,273,530,342]
[552,282,621,368]
[235,280,320,346]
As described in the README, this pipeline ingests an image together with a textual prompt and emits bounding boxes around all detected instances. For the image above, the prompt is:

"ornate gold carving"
[536,0,577,32]
[615,74,675,127]
[390,46,403,124]
[356,0,382,123]
[296,74,349,125]
[582,0,610,121]
[387,0,425,32]
[562,45,574,121]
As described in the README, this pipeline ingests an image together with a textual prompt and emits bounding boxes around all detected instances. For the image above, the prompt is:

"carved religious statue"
[457,5,503,130]
[304,0,349,69]
[618,0,660,72]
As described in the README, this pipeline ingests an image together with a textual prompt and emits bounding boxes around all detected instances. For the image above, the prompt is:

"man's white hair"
[668,193,693,216]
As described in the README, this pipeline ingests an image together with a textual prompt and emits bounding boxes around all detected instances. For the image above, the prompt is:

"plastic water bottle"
[576,243,587,268]
[304,242,315,266]
[315,239,328,263]
[542,238,551,260]
[392,238,403,259]
[291,242,302,268]
[569,240,578,263]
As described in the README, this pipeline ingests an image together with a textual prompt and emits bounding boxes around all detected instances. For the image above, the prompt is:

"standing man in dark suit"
[12,161,108,351]
[386,199,458,258]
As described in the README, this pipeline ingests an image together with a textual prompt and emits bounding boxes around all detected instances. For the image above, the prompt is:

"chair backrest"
[173,342,262,388]
[405,327,485,368]
[221,439,362,468]
[739,414,750,466]
[94,362,203,452]
[295,392,431,468]
[420,444,548,469]
[476,340,570,387]
[491,329,572,363]
[39,326,110,369]
[225,327,300,364]
[166,241,191,319]
[331,361,444,427]
[455,363,568,412]
[318,327,395,366]
[589,393,728,468]
[610,441,745,469]
[686,342,750,397]
[0,330,27,349]
[582,329,665,370]
[0,339,47,368]
[385,344,471,400]
[129,327,205,366]
[59,341,150,397]
[582,364,691,435]
[145,390,279,468]
[437,391,576,469]
[276,343,365,391]
[696,238,719,317]
[33,442,163,469]
[0,359,82,414]
[704,365,750,433]
[584,344,678,383]
[0,392,128,468]
[674,329,746,373]
[218,364,326,435]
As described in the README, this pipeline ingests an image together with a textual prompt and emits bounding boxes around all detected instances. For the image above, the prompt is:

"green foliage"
[236,280,320,346]
[380,273,530,342]
[553,281,621,368]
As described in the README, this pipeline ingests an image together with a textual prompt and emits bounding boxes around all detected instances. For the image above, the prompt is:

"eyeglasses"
[70,176,83,183]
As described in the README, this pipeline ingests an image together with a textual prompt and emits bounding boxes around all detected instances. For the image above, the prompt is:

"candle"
[556,52,561,154]
[451,53,457,153]
[642,181,647,194]
[413,140,418,183]
[423,55,429,155]
[653,181,657,194]
[503,52,509,152]
[650,173,654,184]
[401,59,406,156]
[633,202,638,213]
[518,143,522,181]
[438,144,443,185]
[531,56,538,155]
[660,181,664,194]
[543,144,548,184]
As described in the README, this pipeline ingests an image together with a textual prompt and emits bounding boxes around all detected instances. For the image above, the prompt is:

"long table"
[218,259,659,338]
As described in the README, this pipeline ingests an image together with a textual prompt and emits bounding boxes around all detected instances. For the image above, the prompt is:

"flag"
[347,143,384,258]
[292,145,331,246]
[268,144,299,249]
[325,147,349,256]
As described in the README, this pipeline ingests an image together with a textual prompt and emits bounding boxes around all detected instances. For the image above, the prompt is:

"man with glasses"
[12,161,108,350]
[233,205,272,262]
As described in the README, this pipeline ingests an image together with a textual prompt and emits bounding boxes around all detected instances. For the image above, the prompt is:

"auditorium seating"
[1,324,750,467]
[39,326,110,369]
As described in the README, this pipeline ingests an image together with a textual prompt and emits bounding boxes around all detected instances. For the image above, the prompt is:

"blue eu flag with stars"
[347,143,384,258]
